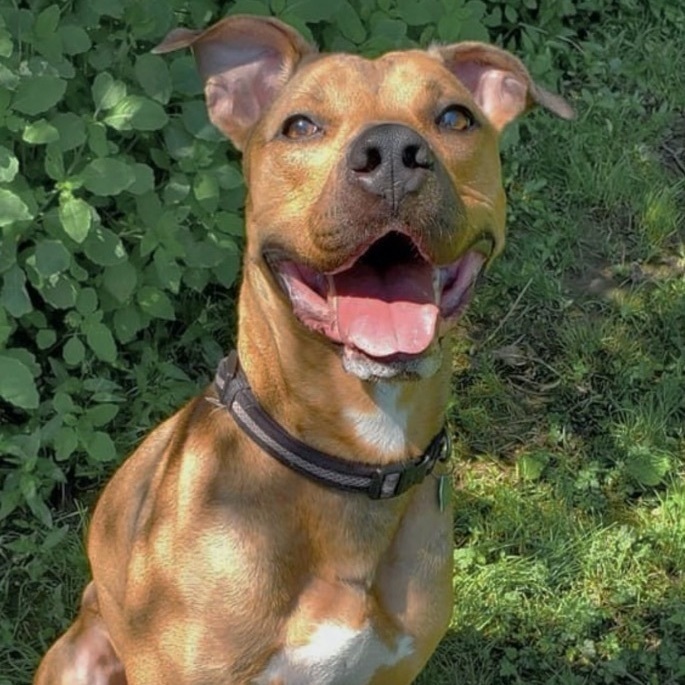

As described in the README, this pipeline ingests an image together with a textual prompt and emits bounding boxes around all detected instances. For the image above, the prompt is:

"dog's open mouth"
[266,232,489,360]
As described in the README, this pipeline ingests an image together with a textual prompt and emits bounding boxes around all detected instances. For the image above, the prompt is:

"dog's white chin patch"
[253,621,413,685]
[341,344,443,381]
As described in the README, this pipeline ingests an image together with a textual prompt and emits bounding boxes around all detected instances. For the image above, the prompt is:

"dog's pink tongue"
[333,263,438,357]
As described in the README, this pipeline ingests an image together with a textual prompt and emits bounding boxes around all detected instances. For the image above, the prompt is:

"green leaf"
[0,309,12,347]
[34,240,71,277]
[113,305,142,342]
[214,212,244,237]
[1,266,32,317]
[36,329,57,349]
[334,1,366,43]
[164,122,195,160]
[83,430,117,462]
[128,163,155,195]
[103,95,168,131]
[183,268,210,293]
[85,403,119,427]
[395,0,442,25]
[213,164,244,190]
[226,0,271,16]
[0,146,19,182]
[626,448,671,487]
[34,5,61,39]
[44,144,65,181]
[0,189,32,226]
[34,32,63,64]
[0,355,39,409]
[163,175,191,204]
[517,452,550,481]
[75,287,98,315]
[283,0,341,21]
[135,53,172,104]
[137,286,175,320]
[103,260,137,302]
[0,235,18,273]
[59,195,92,243]
[169,56,203,96]
[87,121,110,156]
[43,526,69,550]
[91,0,125,18]
[53,391,75,415]
[212,245,241,288]
[3,347,41,377]
[12,75,67,115]
[92,72,127,111]
[59,24,92,55]
[51,112,87,151]
[0,28,13,59]
[193,171,219,209]
[81,158,135,195]
[63,336,85,365]
[185,239,224,269]
[54,426,78,461]
[84,321,117,362]
[153,249,182,293]
[39,273,78,309]
[181,101,223,141]
[27,492,53,528]
[83,226,127,266]
[21,119,59,145]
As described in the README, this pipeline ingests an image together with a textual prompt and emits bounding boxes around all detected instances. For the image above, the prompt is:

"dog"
[35,14,572,685]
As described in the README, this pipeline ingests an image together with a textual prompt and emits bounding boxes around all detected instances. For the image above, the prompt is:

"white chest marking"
[253,622,413,685]
[344,383,409,457]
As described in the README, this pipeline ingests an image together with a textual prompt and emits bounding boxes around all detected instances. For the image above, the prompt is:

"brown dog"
[35,15,572,685]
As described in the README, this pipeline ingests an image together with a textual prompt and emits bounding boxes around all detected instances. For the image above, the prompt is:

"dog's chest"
[253,620,413,685]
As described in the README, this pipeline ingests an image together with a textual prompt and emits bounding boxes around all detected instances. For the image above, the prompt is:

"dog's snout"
[348,124,433,208]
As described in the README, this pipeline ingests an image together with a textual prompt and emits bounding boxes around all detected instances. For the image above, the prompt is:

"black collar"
[210,351,450,500]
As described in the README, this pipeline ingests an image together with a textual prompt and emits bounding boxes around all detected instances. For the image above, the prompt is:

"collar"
[209,351,451,500]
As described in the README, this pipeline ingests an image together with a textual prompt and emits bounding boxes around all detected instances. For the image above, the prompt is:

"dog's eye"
[281,115,320,139]
[436,106,476,132]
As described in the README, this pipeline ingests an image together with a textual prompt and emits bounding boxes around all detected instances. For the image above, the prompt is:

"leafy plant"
[1,1,683,684]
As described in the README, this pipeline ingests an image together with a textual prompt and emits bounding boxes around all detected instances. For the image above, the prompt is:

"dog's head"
[155,16,573,381]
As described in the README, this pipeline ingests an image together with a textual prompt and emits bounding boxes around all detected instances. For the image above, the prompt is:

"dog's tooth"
[327,274,336,298]
[433,268,442,302]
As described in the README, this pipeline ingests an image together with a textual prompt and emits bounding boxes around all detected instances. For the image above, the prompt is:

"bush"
[4,1,684,684]
[0,0,589,533]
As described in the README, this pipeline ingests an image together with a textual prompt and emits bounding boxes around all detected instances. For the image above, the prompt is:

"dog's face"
[155,17,572,380]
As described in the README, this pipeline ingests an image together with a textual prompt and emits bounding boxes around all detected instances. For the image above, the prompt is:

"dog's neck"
[235,271,451,465]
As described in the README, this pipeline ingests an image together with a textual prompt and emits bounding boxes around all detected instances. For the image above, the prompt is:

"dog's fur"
[35,15,572,685]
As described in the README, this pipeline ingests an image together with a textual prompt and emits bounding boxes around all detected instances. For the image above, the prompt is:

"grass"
[418,8,685,685]
[3,6,684,685]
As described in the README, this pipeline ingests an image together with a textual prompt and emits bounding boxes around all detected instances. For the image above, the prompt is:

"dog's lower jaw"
[237,278,451,464]
[340,343,443,382]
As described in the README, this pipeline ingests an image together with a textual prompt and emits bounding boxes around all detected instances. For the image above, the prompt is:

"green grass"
[4,6,685,685]
[418,8,685,684]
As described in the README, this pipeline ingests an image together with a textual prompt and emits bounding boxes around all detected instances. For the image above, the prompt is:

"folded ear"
[432,42,574,132]
[153,15,316,150]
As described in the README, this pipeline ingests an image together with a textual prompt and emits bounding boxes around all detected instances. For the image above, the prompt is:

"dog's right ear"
[153,15,316,150]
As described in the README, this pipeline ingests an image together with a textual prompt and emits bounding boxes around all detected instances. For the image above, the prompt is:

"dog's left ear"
[153,16,316,150]
[433,42,575,132]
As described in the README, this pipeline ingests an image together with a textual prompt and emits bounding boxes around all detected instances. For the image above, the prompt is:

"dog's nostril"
[403,144,432,170]
[352,146,382,174]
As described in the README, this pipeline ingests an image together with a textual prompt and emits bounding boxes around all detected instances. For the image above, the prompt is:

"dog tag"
[437,475,450,513]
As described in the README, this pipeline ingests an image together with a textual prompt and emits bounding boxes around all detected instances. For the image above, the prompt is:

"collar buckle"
[369,431,449,500]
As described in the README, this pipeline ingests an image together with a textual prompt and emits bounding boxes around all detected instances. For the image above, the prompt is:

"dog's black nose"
[348,124,433,209]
